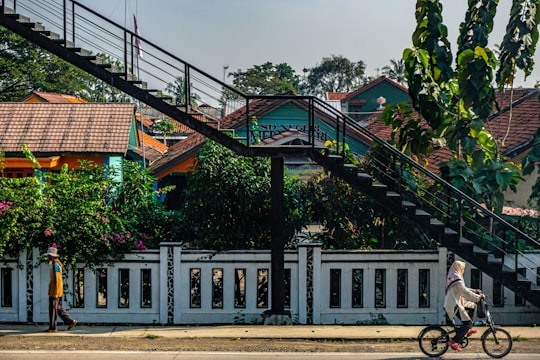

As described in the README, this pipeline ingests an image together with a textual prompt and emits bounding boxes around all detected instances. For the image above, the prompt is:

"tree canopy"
[383,0,540,214]
[0,27,94,101]
[227,62,300,95]
[302,55,366,98]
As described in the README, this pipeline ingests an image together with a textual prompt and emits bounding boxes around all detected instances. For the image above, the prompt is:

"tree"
[381,58,407,85]
[0,147,178,266]
[151,119,176,146]
[302,55,366,98]
[384,0,539,214]
[166,76,201,107]
[300,174,427,250]
[0,27,93,101]
[228,62,300,95]
[179,141,307,250]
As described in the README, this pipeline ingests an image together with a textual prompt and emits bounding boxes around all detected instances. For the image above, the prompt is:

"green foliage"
[151,119,176,146]
[397,0,536,213]
[179,141,307,250]
[228,62,299,95]
[165,76,201,106]
[0,27,93,101]
[497,0,540,86]
[302,55,366,98]
[300,174,427,250]
[0,150,177,267]
[382,59,407,85]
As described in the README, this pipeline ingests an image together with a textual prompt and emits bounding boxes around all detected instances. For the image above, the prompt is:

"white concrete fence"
[1,243,539,326]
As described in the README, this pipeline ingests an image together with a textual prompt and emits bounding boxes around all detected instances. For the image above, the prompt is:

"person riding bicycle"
[444,260,485,352]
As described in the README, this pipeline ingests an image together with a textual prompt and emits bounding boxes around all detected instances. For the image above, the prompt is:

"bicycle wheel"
[481,326,513,358]
[418,326,450,357]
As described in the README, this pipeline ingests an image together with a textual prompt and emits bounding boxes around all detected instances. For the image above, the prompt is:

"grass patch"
[145,333,161,340]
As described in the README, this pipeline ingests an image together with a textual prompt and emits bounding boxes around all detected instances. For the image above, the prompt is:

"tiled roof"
[365,88,540,174]
[327,92,348,101]
[139,130,168,153]
[0,102,135,154]
[20,91,88,103]
[149,132,206,176]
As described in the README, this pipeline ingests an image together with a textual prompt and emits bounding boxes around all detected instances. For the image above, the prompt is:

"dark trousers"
[452,307,475,343]
[48,297,74,330]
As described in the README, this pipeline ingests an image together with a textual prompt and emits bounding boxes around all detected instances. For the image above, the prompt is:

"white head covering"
[44,247,59,257]
[446,260,465,291]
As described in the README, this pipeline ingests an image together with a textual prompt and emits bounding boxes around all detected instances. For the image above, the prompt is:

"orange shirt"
[48,259,64,298]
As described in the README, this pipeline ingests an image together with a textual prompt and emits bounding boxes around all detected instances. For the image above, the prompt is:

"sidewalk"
[0,324,539,340]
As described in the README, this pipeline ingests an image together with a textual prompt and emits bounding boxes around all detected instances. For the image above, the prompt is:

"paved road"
[1,351,539,360]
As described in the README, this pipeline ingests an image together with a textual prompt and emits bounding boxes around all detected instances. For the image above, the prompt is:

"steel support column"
[270,156,285,315]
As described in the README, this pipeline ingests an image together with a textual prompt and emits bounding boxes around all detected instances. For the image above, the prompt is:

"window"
[234,268,246,308]
[257,269,269,308]
[397,269,408,308]
[1,268,12,307]
[212,268,223,309]
[493,279,504,307]
[330,269,341,308]
[74,268,84,308]
[352,269,363,308]
[97,269,107,308]
[375,269,386,308]
[190,268,201,308]
[515,268,526,306]
[470,268,481,290]
[419,269,430,308]
[141,269,152,308]
[118,269,129,308]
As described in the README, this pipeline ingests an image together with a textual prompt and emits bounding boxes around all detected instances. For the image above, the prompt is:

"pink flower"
[134,239,147,251]
[44,228,53,237]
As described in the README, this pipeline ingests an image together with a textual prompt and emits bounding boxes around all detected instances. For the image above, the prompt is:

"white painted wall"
[1,246,539,326]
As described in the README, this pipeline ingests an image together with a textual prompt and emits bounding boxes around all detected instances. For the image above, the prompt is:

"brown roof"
[0,102,136,155]
[365,88,540,174]
[327,92,348,101]
[20,91,88,103]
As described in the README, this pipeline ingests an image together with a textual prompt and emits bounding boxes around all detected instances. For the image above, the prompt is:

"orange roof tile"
[0,102,136,154]
[327,92,348,101]
[20,91,88,103]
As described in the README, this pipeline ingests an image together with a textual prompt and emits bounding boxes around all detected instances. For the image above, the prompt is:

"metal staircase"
[2,0,540,308]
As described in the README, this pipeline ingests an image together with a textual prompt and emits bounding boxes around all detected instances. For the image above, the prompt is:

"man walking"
[44,245,77,332]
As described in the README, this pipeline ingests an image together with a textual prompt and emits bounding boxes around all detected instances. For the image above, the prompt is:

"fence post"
[297,242,322,325]
[159,242,183,325]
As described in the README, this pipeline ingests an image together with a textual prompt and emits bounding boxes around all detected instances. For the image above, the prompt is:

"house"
[340,76,410,122]
[0,102,139,177]
[364,87,540,209]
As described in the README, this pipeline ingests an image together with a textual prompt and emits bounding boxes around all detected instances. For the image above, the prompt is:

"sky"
[79,0,538,88]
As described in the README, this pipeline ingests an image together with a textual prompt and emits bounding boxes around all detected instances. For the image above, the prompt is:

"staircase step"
[357,172,372,184]
[487,254,503,265]
[7,13,30,23]
[343,163,358,172]
[386,191,401,201]
[414,209,430,223]
[472,246,489,260]
[1,6,15,15]
[39,31,61,40]
[327,154,343,161]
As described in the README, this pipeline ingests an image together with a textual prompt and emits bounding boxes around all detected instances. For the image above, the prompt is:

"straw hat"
[44,247,59,257]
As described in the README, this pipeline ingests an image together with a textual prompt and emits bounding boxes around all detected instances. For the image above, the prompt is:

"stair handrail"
[310,97,540,252]
[2,0,537,255]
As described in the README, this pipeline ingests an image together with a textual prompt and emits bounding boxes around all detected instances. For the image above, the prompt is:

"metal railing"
[2,0,539,287]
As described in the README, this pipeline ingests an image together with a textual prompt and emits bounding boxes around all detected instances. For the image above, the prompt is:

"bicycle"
[418,296,513,358]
